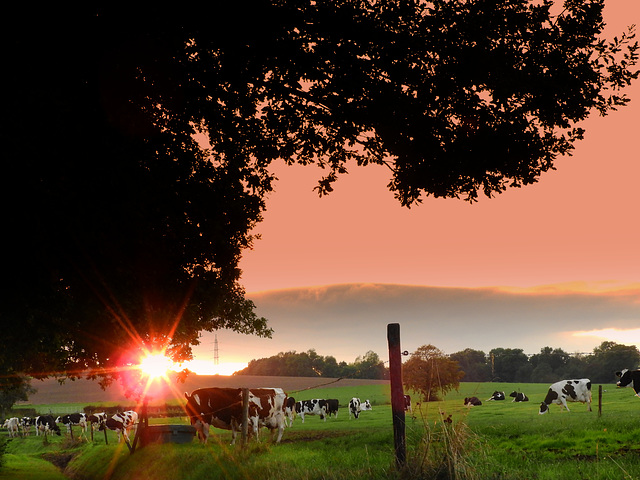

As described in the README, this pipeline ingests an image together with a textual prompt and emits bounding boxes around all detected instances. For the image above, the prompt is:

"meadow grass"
[3,381,640,479]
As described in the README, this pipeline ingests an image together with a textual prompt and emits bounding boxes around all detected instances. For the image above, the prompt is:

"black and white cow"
[100,411,138,443]
[509,391,529,402]
[295,399,329,423]
[464,397,482,406]
[36,415,61,437]
[20,417,34,436]
[57,413,88,437]
[326,399,339,418]
[487,391,506,401]
[539,379,592,414]
[184,387,286,444]
[284,396,296,427]
[248,388,287,442]
[348,398,372,419]
[87,412,107,432]
[403,395,412,412]
[616,369,640,397]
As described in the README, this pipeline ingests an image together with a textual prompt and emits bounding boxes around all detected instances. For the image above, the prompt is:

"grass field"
[2,381,640,479]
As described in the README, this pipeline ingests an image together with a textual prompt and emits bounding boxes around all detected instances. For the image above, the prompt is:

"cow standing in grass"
[184,387,286,444]
[87,412,107,432]
[539,379,592,414]
[100,411,138,443]
[348,398,372,419]
[616,369,640,397]
[36,415,61,437]
[295,399,329,423]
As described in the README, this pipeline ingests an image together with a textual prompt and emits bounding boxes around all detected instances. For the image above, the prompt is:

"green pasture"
[2,382,640,479]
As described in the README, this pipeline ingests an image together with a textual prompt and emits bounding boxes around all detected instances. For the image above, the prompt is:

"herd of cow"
[3,370,639,445]
[1,410,138,443]
[462,370,640,414]
[182,387,378,444]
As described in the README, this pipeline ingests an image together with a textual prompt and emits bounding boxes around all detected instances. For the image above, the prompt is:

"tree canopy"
[2,1,637,386]
[403,344,464,401]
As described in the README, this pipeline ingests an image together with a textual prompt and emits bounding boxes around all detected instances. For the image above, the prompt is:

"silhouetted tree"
[403,345,464,401]
[3,2,637,384]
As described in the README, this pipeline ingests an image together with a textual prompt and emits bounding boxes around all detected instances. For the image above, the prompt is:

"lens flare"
[138,353,174,379]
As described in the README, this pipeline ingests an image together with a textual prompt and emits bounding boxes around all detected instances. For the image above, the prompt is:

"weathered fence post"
[599,385,602,417]
[387,323,406,468]
[241,388,249,447]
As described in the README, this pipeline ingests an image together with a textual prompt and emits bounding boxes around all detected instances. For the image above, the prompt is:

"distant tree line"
[236,342,640,386]
[450,341,640,384]
[234,349,388,379]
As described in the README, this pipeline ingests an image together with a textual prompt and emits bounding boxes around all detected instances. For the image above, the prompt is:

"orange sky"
[188,2,640,375]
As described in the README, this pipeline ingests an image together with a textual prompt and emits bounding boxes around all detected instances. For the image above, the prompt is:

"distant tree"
[403,345,464,402]
[3,2,637,385]
[490,348,531,382]
[450,348,492,382]
[352,351,388,380]
[586,342,640,383]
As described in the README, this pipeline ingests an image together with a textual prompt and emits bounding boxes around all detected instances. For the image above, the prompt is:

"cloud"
[195,283,640,366]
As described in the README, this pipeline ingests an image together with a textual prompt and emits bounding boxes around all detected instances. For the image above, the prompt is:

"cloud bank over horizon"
[194,282,640,367]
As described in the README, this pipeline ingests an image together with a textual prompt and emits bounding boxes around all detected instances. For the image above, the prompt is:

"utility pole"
[214,334,219,365]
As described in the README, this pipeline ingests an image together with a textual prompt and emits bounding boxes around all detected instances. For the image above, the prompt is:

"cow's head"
[538,402,549,415]
[616,369,629,387]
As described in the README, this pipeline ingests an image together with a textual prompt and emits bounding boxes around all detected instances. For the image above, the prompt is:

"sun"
[138,353,174,379]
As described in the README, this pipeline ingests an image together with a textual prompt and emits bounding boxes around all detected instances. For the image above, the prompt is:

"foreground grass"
[3,381,640,479]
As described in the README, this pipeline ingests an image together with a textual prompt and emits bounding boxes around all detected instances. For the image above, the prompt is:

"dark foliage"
[2,1,636,386]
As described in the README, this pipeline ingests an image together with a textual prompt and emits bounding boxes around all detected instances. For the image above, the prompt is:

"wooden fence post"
[387,323,406,468]
[241,388,249,447]
[599,385,602,417]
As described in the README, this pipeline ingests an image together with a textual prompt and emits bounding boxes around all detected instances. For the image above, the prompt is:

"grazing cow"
[615,369,640,397]
[403,395,412,412]
[184,387,286,445]
[4,417,20,437]
[284,396,296,427]
[348,398,372,419]
[326,399,339,418]
[487,391,506,401]
[57,413,88,437]
[20,417,34,436]
[509,391,529,402]
[295,399,329,423]
[87,412,107,431]
[36,415,61,437]
[100,411,138,443]
[539,379,592,414]
[464,397,482,406]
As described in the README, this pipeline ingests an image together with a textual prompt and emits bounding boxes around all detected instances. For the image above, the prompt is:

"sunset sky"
[186,1,640,376]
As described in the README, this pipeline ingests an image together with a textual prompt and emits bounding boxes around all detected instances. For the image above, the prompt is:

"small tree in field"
[403,345,464,402]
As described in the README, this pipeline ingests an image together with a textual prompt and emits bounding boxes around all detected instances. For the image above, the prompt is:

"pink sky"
[187,2,640,374]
